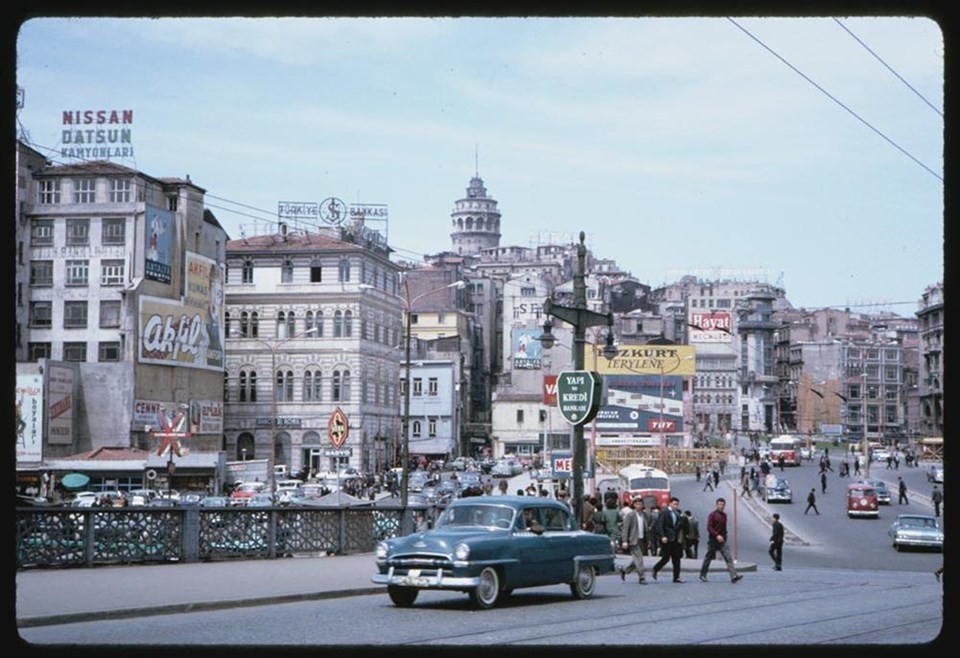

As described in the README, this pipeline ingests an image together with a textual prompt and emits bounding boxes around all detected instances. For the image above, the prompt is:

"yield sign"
[328,408,350,448]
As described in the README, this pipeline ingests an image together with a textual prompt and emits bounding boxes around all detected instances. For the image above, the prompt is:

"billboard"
[46,364,75,445]
[512,328,543,370]
[189,400,224,435]
[689,311,733,343]
[145,205,174,284]
[16,372,43,462]
[139,253,225,371]
[592,344,696,376]
[595,374,684,432]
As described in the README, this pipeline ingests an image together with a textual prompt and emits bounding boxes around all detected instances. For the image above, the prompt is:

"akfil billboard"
[138,252,224,371]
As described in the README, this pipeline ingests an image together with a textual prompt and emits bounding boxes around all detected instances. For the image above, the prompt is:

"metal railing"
[15,502,436,570]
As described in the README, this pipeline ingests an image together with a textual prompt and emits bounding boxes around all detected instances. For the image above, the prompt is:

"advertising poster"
[46,364,74,445]
[138,253,224,371]
[145,205,174,284]
[512,327,543,370]
[16,372,43,462]
[594,374,684,433]
[189,399,224,435]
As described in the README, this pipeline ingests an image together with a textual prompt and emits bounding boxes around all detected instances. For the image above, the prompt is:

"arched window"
[305,310,314,334]
[250,311,259,337]
[341,369,351,401]
[286,310,295,337]
[241,259,253,283]
[237,432,256,460]
[281,258,294,283]
[276,311,287,339]
[343,310,353,337]
[224,312,232,339]
[315,310,324,337]
[240,311,250,337]
[412,420,422,437]
[239,371,247,402]
[338,258,351,283]
[332,370,342,401]
[277,369,294,402]
[333,310,343,337]
[303,370,322,401]
[223,371,230,403]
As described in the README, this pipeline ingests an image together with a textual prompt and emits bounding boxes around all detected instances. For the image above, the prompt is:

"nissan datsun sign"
[556,370,602,426]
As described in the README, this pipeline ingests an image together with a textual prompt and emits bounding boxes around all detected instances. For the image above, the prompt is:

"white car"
[926,465,944,484]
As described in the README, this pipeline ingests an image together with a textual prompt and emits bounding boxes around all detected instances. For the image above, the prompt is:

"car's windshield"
[436,504,514,529]
[901,517,937,529]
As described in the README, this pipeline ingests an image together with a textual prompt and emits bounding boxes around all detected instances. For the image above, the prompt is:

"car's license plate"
[399,575,429,587]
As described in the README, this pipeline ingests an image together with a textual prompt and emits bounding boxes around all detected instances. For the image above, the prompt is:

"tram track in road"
[388,569,940,646]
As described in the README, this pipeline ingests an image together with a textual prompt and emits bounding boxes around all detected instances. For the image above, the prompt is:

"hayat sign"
[689,311,733,343]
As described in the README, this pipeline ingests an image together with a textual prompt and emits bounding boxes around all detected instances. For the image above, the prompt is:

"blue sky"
[15,16,944,311]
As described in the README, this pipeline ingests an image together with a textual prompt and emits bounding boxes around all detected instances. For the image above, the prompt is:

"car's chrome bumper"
[372,567,480,589]
[894,537,943,548]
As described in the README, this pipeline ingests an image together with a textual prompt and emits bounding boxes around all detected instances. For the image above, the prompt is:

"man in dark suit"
[651,497,687,583]
[769,512,785,571]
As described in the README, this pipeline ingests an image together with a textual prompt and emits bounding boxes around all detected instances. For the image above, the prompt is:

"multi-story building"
[916,282,944,437]
[15,141,227,494]
[222,224,402,476]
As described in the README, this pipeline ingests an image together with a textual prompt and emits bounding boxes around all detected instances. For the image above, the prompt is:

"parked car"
[70,492,99,508]
[858,478,892,505]
[871,448,892,463]
[888,514,944,552]
[926,465,944,484]
[448,457,474,472]
[426,479,462,507]
[199,496,230,507]
[764,477,793,503]
[491,458,523,478]
[373,496,615,609]
[246,493,274,508]
[127,489,161,506]
[178,491,206,506]
[230,482,266,506]
[147,498,178,508]
[407,470,438,493]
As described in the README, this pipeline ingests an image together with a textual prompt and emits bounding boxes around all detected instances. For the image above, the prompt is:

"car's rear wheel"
[470,567,501,609]
[387,585,419,607]
[570,563,597,599]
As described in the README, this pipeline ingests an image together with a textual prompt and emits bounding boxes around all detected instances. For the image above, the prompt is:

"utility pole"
[540,232,616,525]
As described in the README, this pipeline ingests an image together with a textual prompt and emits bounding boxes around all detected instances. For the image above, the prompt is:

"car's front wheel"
[470,567,501,609]
[570,563,597,599]
[387,585,419,607]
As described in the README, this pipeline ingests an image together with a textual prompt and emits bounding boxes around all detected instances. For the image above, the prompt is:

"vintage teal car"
[372,496,615,609]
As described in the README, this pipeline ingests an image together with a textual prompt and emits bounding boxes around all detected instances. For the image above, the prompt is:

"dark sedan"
[372,496,615,609]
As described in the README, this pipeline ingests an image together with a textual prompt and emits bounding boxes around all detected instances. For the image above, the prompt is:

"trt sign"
[556,370,602,426]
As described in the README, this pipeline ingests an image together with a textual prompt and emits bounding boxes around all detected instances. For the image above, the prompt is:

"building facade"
[222,226,403,477]
[15,142,227,494]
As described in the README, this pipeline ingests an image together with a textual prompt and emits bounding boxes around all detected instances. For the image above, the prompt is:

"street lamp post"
[237,327,317,502]
[399,278,466,514]
[539,232,617,525]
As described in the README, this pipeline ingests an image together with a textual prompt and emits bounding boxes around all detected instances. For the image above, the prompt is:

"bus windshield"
[627,476,669,490]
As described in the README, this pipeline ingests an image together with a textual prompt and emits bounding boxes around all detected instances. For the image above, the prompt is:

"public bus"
[617,464,671,510]
[768,435,803,467]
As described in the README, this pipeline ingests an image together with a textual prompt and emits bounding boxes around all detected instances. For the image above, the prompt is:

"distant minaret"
[450,147,502,256]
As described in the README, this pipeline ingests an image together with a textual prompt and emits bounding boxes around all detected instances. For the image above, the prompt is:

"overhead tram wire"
[833,18,943,119]
[726,17,943,183]
[23,138,437,260]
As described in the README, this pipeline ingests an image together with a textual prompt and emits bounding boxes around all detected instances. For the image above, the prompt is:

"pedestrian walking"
[898,476,909,505]
[931,486,943,517]
[853,456,861,476]
[769,513,784,571]
[740,471,752,498]
[712,469,720,488]
[695,464,702,482]
[778,454,786,471]
[683,510,700,559]
[820,470,828,494]
[804,488,820,515]
[702,472,715,492]
[617,497,647,584]
[651,497,686,583]
[698,497,743,584]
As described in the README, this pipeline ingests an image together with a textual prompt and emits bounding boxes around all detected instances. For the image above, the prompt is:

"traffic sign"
[555,370,602,426]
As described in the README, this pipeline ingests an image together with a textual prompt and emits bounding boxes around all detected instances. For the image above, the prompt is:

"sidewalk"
[15,551,755,628]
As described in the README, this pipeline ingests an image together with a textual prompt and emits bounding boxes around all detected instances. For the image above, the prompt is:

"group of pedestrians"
[616,496,743,585]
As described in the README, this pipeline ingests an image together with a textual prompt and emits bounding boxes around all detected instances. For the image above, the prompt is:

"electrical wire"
[833,18,943,118]
[726,17,943,183]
